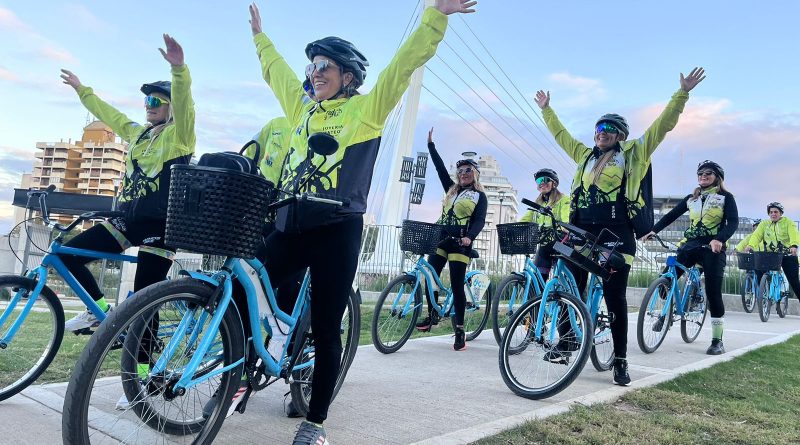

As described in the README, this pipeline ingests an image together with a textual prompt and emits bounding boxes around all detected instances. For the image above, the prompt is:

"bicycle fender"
[178,270,220,287]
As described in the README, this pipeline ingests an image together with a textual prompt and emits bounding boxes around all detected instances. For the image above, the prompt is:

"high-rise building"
[472,155,518,269]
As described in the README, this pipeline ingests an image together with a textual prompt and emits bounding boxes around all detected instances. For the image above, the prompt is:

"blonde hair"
[589,149,617,186]
[537,186,564,205]
[692,177,729,199]
[147,96,174,140]
[443,169,485,205]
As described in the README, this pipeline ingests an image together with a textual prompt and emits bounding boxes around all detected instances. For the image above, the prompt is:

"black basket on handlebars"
[497,223,540,255]
[551,224,627,280]
[400,220,443,255]
[165,164,274,259]
[753,252,784,272]
[736,252,755,270]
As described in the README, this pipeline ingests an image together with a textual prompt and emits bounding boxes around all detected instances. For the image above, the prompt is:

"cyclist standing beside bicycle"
[248,1,477,442]
[746,202,800,302]
[57,34,194,336]
[642,161,738,355]
[413,127,487,351]
[534,67,706,386]
[519,169,570,278]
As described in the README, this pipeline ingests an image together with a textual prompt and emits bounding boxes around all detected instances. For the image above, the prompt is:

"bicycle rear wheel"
[498,291,591,400]
[680,281,708,343]
[62,278,244,445]
[371,275,422,354]
[289,287,360,416]
[741,272,756,313]
[490,274,527,346]
[637,277,673,354]
[589,294,614,372]
[757,275,772,322]
[460,274,491,341]
[777,282,789,318]
[0,275,64,401]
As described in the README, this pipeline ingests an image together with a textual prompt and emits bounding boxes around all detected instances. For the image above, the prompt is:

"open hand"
[534,90,550,109]
[680,67,706,92]
[159,34,184,67]
[60,69,82,91]
[435,0,477,15]
[249,2,263,36]
[427,127,434,144]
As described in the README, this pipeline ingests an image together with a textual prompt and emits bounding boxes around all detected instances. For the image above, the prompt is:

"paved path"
[2,312,799,444]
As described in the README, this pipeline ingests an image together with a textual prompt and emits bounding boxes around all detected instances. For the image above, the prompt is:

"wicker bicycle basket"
[736,252,755,270]
[753,252,783,272]
[496,223,540,255]
[399,220,443,255]
[165,164,274,259]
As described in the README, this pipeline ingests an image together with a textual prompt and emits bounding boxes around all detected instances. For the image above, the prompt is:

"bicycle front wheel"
[741,272,756,313]
[490,274,527,346]
[589,295,614,372]
[371,275,422,354]
[757,274,772,322]
[498,291,592,400]
[680,282,708,343]
[289,287,360,417]
[637,277,673,354]
[0,275,64,401]
[62,278,245,445]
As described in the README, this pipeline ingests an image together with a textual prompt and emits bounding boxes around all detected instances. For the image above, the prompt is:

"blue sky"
[1,0,799,232]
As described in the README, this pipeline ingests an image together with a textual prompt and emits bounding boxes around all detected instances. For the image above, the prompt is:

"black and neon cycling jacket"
[748,216,800,252]
[652,187,739,247]
[428,142,487,240]
[77,65,195,222]
[254,7,448,232]
[542,90,689,226]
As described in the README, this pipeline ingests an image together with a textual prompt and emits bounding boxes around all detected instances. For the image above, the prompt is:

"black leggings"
[533,243,556,278]
[425,255,468,326]
[259,216,362,424]
[569,223,636,359]
[675,245,726,318]
[754,256,800,302]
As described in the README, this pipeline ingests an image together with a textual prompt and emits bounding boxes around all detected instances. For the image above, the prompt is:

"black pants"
[675,244,726,318]
[260,216,362,424]
[569,223,636,359]
[782,256,800,301]
[425,238,470,326]
[534,243,557,278]
[59,217,174,301]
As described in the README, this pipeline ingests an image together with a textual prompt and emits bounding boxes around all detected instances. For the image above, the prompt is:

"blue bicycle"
[498,199,623,399]
[637,236,708,353]
[737,252,757,313]
[754,251,790,322]
[0,185,132,401]
[63,135,361,444]
[371,220,491,354]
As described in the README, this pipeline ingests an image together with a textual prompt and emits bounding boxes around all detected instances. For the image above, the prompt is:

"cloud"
[0,7,78,66]
[0,66,19,82]
[547,72,607,108]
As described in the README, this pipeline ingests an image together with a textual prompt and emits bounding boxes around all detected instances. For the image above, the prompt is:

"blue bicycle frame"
[648,255,702,319]
[501,257,547,316]
[0,239,137,345]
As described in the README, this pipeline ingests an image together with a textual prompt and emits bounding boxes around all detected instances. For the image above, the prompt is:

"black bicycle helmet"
[305,36,369,88]
[456,158,480,172]
[595,113,630,139]
[767,202,784,214]
[534,168,559,185]
[697,160,725,180]
[752,218,762,227]
[140,80,171,99]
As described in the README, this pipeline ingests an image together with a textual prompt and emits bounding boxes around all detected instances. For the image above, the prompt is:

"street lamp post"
[496,190,506,274]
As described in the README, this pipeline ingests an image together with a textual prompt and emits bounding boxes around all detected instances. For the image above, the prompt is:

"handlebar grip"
[521,198,539,209]
[45,184,56,193]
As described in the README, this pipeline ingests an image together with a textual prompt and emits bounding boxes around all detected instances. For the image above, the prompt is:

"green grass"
[473,334,800,445]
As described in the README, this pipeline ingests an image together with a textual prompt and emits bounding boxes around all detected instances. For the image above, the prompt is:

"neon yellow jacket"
[77,64,195,221]
[748,217,800,251]
[254,7,448,231]
[542,90,689,226]
[520,193,570,244]
[736,234,753,252]
[245,117,292,186]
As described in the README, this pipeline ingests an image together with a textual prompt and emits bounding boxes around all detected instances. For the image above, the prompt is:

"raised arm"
[250,3,305,124]
[536,91,591,162]
[160,34,195,154]
[427,128,455,191]
[61,69,142,143]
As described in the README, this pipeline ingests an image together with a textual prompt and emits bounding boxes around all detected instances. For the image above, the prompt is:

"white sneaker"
[64,307,108,331]
[115,394,130,411]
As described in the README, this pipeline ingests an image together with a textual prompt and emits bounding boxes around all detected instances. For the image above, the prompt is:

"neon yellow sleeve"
[168,64,195,156]
[634,89,689,159]
[253,33,306,125]
[748,222,766,250]
[541,106,591,163]
[519,210,534,223]
[77,86,142,143]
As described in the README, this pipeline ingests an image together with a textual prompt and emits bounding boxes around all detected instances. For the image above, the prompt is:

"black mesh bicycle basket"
[165,164,274,259]
[736,252,755,270]
[753,252,783,272]
[497,223,540,255]
[399,220,443,255]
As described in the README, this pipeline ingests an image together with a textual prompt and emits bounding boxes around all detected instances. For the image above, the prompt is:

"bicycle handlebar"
[267,193,349,212]
[25,185,124,233]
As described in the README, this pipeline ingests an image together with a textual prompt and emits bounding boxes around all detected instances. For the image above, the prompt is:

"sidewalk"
[2,312,799,444]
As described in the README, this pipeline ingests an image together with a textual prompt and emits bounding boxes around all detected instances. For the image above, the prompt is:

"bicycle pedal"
[73,327,94,336]
[235,387,254,415]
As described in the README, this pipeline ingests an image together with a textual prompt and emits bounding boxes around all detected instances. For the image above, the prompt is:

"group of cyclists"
[44,0,799,443]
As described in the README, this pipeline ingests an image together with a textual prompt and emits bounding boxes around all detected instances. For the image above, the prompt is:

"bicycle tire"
[680,281,707,343]
[498,291,592,400]
[637,277,673,354]
[371,275,422,354]
[290,287,360,416]
[741,272,756,313]
[62,277,244,444]
[490,274,527,346]
[776,282,789,319]
[589,293,614,372]
[757,274,772,322]
[459,275,491,341]
[0,275,64,402]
